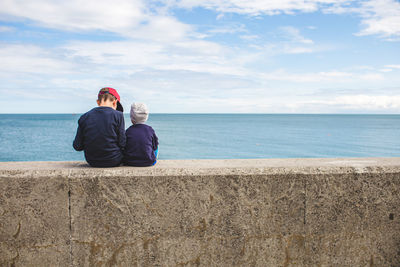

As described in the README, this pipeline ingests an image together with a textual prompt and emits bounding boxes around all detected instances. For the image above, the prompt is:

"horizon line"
[1,112,399,115]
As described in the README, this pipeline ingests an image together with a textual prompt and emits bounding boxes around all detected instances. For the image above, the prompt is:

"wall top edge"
[0,158,399,177]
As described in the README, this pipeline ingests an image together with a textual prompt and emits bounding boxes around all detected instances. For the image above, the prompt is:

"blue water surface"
[0,114,399,161]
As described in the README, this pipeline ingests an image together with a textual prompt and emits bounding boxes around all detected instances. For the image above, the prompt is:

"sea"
[0,114,399,162]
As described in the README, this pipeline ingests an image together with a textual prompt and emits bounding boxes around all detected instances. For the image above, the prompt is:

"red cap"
[98,87,123,112]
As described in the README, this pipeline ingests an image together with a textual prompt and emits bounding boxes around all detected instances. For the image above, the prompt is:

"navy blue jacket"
[123,124,158,167]
[73,107,126,167]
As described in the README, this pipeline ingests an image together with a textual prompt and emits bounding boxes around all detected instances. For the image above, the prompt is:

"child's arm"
[117,113,126,149]
[152,131,159,151]
[73,121,84,151]
[152,131,159,163]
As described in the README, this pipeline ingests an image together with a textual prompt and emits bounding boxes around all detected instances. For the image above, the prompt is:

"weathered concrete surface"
[0,158,400,266]
[0,171,70,267]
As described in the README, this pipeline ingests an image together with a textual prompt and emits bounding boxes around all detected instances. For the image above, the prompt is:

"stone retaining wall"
[1,158,400,266]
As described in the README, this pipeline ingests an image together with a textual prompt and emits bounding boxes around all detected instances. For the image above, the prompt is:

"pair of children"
[73,87,158,167]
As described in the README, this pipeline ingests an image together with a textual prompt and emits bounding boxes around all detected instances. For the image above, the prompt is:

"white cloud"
[260,70,385,83]
[0,26,14,32]
[0,0,193,43]
[216,13,225,20]
[248,34,326,55]
[0,44,74,74]
[165,0,348,15]
[380,68,393,72]
[0,0,399,113]
[282,46,315,54]
[2,0,399,41]
[351,65,374,71]
[280,26,314,44]
[247,26,317,54]
[272,94,400,113]
[356,0,400,38]
[319,95,400,109]
[126,16,193,42]
[378,65,400,73]
[324,0,400,39]
[63,39,250,76]
[358,73,385,81]
[207,24,246,35]
[385,64,400,69]
[240,34,260,40]
[183,93,400,113]
[0,0,146,33]
[166,0,400,40]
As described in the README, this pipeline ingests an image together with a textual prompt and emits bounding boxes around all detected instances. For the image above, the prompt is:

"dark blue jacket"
[73,107,126,167]
[123,124,158,167]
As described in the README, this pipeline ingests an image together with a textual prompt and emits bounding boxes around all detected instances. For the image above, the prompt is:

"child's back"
[123,103,158,167]
[73,87,126,167]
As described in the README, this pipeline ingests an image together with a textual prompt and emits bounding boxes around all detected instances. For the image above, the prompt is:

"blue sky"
[0,0,399,113]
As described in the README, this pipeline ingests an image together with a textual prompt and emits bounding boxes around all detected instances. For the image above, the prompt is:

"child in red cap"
[73,87,126,167]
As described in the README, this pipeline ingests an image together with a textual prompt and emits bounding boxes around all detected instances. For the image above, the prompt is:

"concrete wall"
[1,158,400,266]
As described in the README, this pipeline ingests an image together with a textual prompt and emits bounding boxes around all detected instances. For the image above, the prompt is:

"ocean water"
[0,114,399,162]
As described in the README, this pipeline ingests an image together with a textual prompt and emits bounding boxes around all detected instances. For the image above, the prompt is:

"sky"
[0,0,399,113]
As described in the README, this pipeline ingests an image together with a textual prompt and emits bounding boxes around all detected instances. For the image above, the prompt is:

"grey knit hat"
[130,103,149,124]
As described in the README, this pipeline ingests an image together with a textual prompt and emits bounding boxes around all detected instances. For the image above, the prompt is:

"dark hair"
[98,88,117,103]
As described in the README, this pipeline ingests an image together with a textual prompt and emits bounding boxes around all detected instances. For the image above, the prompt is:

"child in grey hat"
[123,103,159,166]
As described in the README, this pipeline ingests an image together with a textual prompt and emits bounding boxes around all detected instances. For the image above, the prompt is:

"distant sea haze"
[0,114,399,162]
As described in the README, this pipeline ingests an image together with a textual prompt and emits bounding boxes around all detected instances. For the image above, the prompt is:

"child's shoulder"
[80,107,122,121]
[127,124,155,132]
[81,107,99,117]
[78,109,92,121]
[143,124,155,132]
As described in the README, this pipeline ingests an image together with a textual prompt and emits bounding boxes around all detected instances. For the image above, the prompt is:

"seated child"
[73,87,126,167]
[123,103,158,166]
